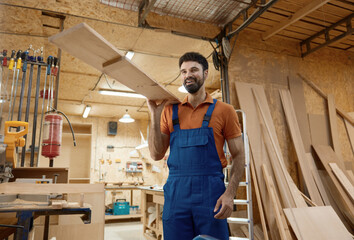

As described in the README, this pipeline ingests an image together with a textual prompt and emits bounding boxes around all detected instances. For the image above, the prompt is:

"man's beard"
[183,76,204,94]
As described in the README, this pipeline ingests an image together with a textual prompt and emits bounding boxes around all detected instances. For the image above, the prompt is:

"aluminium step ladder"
[224,110,253,240]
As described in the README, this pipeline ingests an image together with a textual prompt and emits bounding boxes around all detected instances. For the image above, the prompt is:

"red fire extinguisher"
[41,113,63,166]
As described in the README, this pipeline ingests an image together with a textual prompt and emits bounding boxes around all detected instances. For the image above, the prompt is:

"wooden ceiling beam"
[262,0,331,40]
[300,13,354,57]
[138,0,158,27]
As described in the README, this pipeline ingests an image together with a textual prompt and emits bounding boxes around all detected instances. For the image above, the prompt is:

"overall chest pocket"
[178,130,209,167]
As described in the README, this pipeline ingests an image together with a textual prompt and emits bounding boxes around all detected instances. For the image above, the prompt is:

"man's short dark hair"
[179,52,208,71]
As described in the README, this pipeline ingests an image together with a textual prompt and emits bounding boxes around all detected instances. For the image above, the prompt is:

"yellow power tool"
[4,121,28,168]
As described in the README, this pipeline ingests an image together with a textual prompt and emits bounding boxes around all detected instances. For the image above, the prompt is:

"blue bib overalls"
[162,99,229,240]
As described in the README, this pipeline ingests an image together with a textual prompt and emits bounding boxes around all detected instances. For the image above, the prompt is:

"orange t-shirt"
[160,92,242,168]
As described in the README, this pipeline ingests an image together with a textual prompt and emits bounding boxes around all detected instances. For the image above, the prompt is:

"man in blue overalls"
[147,52,245,240]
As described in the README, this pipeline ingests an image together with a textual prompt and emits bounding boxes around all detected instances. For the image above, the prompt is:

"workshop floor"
[104,221,146,240]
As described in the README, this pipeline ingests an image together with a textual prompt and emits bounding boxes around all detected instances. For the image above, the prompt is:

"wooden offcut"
[329,163,354,202]
[49,23,179,102]
[313,145,354,218]
[284,206,352,240]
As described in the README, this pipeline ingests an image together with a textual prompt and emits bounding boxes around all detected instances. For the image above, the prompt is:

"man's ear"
[203,69,209,79]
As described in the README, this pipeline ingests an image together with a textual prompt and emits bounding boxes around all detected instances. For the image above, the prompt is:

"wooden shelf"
[63,123,92,134]
[69,178,90,184]
[105,214,142,221]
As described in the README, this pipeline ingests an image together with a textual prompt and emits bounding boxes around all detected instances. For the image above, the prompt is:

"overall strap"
[172,103,180,130]
[202,99,217,127]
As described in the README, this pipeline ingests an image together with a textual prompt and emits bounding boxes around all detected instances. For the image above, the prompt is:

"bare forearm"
[224,144,245,197]
[148,113,167,160]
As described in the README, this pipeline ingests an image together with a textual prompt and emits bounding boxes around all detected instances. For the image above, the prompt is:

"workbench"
[140,188,164,240]
[0,204,91,240]
[104,185,143,222]
[0,183,105,240]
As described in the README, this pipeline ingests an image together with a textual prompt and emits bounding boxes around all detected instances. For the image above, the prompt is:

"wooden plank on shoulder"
[279,89,324,206]
[49,23,179,102]
[283,206,352,240]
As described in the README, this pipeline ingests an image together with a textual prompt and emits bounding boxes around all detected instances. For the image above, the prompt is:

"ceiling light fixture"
[119,109,135,123]
[178,85,188,93]
[82,105,91,118]
[99,89,146,99]
[125,51,135,60]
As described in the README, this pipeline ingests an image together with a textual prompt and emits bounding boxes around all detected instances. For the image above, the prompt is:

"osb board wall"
[0,0,220,38]
[0,2,219,120]
[228,30,354,185]
[0,111,169,207]
[59,115,169,206]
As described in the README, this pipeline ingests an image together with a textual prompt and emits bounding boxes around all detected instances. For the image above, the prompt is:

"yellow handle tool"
[4,121,29,168]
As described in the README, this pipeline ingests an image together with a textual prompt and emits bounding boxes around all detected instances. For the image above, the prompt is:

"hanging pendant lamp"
[119,109,135,123]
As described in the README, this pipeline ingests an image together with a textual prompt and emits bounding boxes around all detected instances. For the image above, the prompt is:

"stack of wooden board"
[49,23,180,102]
[235,77,353,240]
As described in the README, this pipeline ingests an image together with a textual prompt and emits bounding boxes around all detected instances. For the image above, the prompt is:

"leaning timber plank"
[253,89,306,208]
[0,183,104,194]
[305,153,331,205]
[317,170,354,232]
[235,82,280,240]
[289,76,312,153]
[49,23,179,102]
[261,164,293,240]
[308,114,331,146]
[254,224,265,240]
[344,112,354,154]
[347,170,354,185]
[250,153,269,240]
[329,163,354,202]
[327,94,345,168]
[313,145,354,219]
[298,74,354,125]
[284,206,352,240]
[279,89,324,206]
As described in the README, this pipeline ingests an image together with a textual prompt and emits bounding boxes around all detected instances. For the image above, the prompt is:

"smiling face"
[180,61,208,94]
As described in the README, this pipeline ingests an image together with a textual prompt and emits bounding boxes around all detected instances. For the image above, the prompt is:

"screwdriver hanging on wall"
[0,50,8,123]
[30,47,44,167]
[10,50,22,121]
[37,56,52,165]
[8,50,17,121]
[21,46,36,167]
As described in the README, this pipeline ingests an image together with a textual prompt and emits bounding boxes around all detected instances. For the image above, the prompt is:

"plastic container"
[113,199,130,215]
